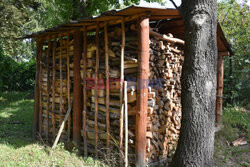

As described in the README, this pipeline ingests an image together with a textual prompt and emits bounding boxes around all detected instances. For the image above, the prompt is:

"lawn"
[214,106,250,167]
[0,92,100,167]
[0,91,249,167]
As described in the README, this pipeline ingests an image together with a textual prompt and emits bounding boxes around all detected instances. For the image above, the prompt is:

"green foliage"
[0,48,35,91]
[218,0,250,106]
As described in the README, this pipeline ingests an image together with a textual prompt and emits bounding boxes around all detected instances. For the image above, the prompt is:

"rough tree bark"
[170,0,218,166]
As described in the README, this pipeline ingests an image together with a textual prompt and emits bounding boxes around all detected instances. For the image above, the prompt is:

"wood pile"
[40,36,74,142]
[78,27,138,164]
[38,24,184,166]
[146,34,184,164]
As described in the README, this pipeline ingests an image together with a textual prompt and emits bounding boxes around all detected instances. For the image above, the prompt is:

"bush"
[0,48,36,91]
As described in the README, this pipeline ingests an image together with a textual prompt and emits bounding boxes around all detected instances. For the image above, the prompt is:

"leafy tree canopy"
[218,0,250,105]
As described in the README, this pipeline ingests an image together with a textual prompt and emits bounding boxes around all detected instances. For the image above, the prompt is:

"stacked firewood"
[146,35,183,164]
[38,25,184,165]
[40,37,74,142]
[77,28,138,163]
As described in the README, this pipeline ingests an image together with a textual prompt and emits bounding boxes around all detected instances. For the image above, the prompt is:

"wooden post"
[95,22,100,158]
[59,35,63,128]
[124,81,128,167]
[67,32,71,142]
[52,36,57,139]
[136,16,149,167]
[104,22,110,156]
[73,30,83,146]
[120,17,125,165]
[33,39,42,138]
[39,41,43,135]
[46,37,51,142]
[216,52,226,123]
[83,26,88,156]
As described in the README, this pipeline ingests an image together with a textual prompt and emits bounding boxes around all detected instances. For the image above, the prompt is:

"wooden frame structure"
[30,6,232,166]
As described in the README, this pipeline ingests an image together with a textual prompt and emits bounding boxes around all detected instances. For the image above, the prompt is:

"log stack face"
[146,34,184,164]
[78,25,139,165]
[37,22,184,166]
[40,35,74,142]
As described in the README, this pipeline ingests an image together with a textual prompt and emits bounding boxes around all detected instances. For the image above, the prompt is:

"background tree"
[218,0,249,107]
[171,0,218,166]
[0,0,163,91]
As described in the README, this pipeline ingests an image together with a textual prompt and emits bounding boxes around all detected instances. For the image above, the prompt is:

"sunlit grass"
[0,91,102,167]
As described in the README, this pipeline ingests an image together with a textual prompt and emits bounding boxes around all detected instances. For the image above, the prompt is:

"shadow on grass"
[0,91,36,148]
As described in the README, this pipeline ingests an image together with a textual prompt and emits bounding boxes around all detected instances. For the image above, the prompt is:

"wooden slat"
[39,41,43,135]
[95,22,100,158]
[124,81,128,167]
[104,22,110,156]
[83,26,88,156]
[59,35,63,126]
[46,37,51,142]
[67,32,71,142]
[119,17,125,165]
[52,36,57,139]
[33,39,42,138]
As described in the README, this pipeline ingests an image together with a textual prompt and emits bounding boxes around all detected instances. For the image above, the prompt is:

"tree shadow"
[0,91,38,149]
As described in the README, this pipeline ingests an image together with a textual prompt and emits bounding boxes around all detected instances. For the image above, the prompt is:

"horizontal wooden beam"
[218,51,230,56]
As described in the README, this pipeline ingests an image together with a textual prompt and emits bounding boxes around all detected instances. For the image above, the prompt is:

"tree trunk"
[170,1,217,166]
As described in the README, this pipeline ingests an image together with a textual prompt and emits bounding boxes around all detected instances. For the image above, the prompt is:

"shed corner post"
[33,38,42,139]
[136,16,150,167]
[73,30,83,146]
[216,51,227,124]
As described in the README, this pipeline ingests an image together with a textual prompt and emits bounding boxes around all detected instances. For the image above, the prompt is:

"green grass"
[214,106,250,167]
[1,92,249,166]
[0,91,101,167]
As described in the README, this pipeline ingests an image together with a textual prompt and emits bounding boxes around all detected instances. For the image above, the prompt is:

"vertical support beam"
[73,30,83,146]
[124,81,128,167]
[216,54,224,123]
[95,22,100,158]
[46,37,51,142]
[120,17,125,165]
[52,36,57,139]
[59,35,63,127]
[33,39,42,138]
[136,16,149,167]
[39,41,43,135]
[83,26,88,156]
[67,32,71,142]
[104,22,110,156]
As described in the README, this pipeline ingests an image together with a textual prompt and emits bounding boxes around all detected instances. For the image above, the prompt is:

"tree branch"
[170,0,178,9]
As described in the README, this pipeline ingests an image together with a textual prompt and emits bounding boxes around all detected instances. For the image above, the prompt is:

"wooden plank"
[52,35,57,139]
[119,17,125,165]
[46,36,51,142]
[95,22,100,158]
[67,32,71,142]
[216,54,224,123]
[104,22,110,156]
[124,81,128,167]
[33,39,42,138]
[73,30,83,146]
[83,26,88,156]
[136,17,150,167]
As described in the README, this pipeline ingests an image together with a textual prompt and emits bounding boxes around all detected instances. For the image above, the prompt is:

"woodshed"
[25,6,232,166]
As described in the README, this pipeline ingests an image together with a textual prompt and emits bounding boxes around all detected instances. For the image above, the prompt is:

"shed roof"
[24,5,232,55]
